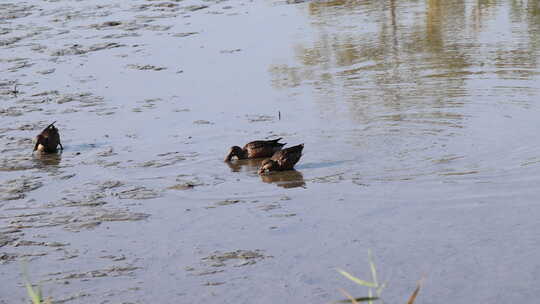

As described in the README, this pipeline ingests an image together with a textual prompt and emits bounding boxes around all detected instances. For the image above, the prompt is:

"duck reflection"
[226,158,264,173]
[33,152,62,169]
[260,170,306,189]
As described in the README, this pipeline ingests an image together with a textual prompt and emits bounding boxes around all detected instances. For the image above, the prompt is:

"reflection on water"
[260,170,306,188]
[226,159,306,188]
[33,152,62,168]
[270,0,540,183]
[226,158,264,172]
[227,159,306,188]
[271,0,540,128]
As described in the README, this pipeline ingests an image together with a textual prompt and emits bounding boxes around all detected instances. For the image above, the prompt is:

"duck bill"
[258,166,269,175]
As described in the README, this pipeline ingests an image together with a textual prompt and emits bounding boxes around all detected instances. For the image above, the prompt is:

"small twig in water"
[406,278,423,304]
[11,84,19,96]
[338,288,359,304]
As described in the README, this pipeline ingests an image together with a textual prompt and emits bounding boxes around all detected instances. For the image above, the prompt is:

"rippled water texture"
[1,0,540,303]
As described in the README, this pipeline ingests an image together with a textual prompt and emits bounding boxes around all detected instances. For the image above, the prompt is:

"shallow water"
[1,0,540,303]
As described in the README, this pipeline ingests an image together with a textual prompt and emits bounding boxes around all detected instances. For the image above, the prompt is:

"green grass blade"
[25,283,42,304]
[376,281,387,297]
[337,269,377,288]
[368,250,378,287]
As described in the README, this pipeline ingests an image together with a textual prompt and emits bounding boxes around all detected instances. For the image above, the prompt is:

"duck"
[224,138,286,161]
[33,121,63,153]
[258,144,304,174]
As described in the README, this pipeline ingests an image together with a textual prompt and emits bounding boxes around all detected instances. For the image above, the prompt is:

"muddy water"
[1,0,540,303]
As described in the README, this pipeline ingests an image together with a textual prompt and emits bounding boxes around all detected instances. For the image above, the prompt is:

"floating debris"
[126,64,167,71]
[51,42,124,56]
[172,32,198,37]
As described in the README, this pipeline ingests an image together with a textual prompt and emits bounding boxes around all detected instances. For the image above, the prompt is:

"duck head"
[33,134,46,152]
[224,146,246,162]
[258,159,278,175]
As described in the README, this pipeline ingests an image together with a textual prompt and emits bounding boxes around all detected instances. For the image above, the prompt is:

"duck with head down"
[224,138,286,161]
[33,121,63,153]
[258,144,304,175]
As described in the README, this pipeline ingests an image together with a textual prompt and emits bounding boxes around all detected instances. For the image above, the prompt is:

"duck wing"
[273,144,303,170]
[244,138,286,158]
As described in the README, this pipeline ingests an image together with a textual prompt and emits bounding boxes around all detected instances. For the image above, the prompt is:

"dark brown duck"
[33,121,63,153]
[224,138,286,161]
[258,144,304,174]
